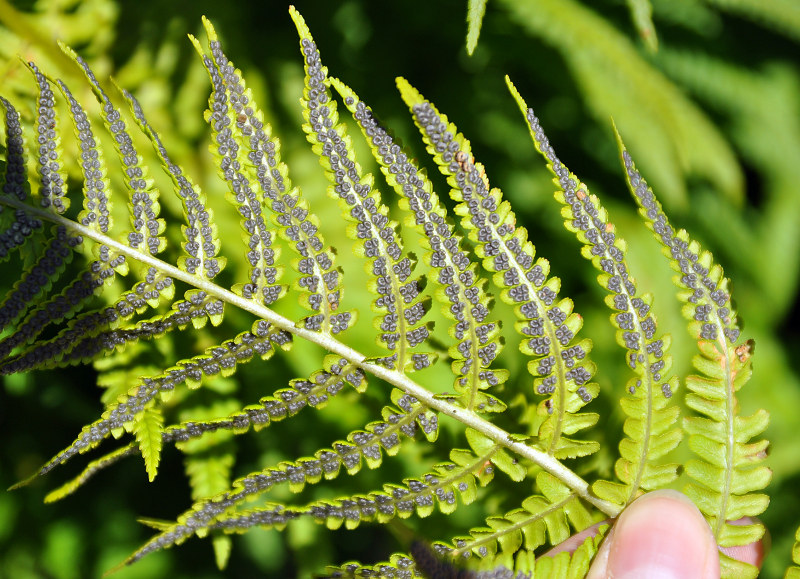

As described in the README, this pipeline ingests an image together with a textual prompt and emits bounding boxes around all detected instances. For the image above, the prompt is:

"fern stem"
[0,194,622,518]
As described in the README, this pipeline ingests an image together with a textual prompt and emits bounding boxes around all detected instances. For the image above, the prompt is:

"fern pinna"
[0,6,773,578]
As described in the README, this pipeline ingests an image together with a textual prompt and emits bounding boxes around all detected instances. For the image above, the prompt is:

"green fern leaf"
[498,0,743,207]
[466,0,488,55]
[0,96,42,261]
[400,77,606,458]
[134,406,164,481]
[615,130,770,576]
[4,5,782,577]
[507,80,681,506]
[445,472,594,561]
[292,13,434,372]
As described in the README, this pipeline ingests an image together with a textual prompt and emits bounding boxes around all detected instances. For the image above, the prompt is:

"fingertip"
[588,490,719,579]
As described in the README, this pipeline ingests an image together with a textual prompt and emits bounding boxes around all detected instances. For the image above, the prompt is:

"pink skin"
[543,490,765,578]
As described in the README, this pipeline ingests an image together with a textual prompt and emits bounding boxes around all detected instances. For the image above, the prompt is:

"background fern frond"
[466,0,488,56]
[498,0,742,208]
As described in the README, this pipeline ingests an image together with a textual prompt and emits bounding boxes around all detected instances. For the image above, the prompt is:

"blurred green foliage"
[1,0,799,576]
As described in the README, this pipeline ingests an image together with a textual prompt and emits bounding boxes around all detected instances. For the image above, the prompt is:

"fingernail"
[607,490,718,579]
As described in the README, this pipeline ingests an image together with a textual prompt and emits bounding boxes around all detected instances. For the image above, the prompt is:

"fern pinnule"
[122,384,442,566]
[394,78,508,416]
[216,446,484,534]
[292,10,433,372]
[508,79,681,507]
[443,471,596,567]
[398,79,601,459]
[332,75,507,415]
[192,16,350,336]
[0,63,126,364]
[189,22,285,310]
[332,77,440,375]
[0,96,42,260]
[616,131,770,577]
[27,61,69,215]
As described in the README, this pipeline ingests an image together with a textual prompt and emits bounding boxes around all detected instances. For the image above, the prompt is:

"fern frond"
[401,79,606,459]
[616,132,770,575]
[63,44,224,281]
[445,472,594,560]
[324,552,417,578]
[292,437,501,533]
[43,355,363,501]
[134,407,164,481]
[192,16,350,335]
[292,12,434,372]
[26,60,69,214]
[30,319,290,478]
[214,449,484,533]
[508,81,681,506]
[122,387,438,565]
[704,0,800,42]
[167,356,368,441]
[187,25,285,310]
[0,63,127,362]
[333,75,507,415]
[466,0,488,55]
[498,0,743,207]
[0,96,42,261]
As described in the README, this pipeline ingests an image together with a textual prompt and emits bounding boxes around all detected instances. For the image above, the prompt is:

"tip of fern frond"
[137,517,172,531]
[503,74,516,93]
[200,15,217,42]
[610,118,626,152]
[187,33,203,55]
[328,77,349,94]
[107,77,124,95]
[504,76,529,118]
[56,41,77,59]
[102,562,126,578]
[8,471,39,491]
[289,5,309,36]
[395,77,423,106]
